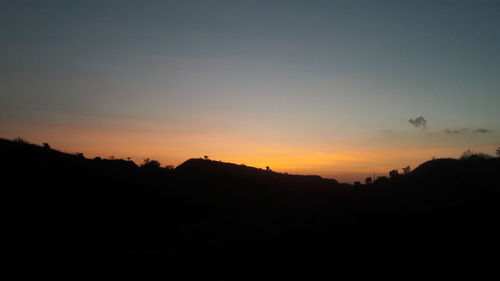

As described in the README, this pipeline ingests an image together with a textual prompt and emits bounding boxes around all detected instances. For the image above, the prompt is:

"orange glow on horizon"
[2,120,497,183]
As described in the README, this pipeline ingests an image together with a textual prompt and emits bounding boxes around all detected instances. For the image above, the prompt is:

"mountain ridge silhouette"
[2,137,500,269]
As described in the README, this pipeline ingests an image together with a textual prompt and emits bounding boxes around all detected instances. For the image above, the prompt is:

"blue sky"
[1,0,499,181]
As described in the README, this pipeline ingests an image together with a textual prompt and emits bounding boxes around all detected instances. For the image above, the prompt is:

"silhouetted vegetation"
[389,169,399,179]
[141,158,162,169]
[402,165,411,175]
[13,137,29,144]
[3,137,500,269]
[460,149,492,160]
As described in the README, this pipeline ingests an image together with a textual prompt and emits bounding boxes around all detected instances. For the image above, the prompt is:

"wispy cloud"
[444,128,469,134]
[408,116,427,128]
[444,128,491,134]
[472,128,491,134]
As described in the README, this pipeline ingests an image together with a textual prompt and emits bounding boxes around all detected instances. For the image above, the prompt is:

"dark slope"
[175,158,340,198]
[409,157,500,183]
[176,158,338,186]
[2,138,349,267]
[2,137,500,269]
[406,157,500,199]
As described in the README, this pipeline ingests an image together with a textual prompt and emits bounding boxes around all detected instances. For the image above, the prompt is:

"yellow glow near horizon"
[2,120,497,183]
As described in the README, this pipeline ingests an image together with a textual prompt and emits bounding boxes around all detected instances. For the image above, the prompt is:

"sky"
[1,0,499,182]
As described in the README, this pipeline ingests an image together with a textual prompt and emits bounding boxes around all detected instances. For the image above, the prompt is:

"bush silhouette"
[402,166,411,175]
[460,149,492,160]
[389,169,399,179]
[13,137,28,144]
[141,158,161,169]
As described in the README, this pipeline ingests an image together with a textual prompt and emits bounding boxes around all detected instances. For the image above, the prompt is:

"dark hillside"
[176,158,338,186]
[405,157,500,200]
[2,137,500,269]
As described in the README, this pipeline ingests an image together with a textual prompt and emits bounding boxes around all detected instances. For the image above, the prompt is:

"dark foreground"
[2,138,500,270]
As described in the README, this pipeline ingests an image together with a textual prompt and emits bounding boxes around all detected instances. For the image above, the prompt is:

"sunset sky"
[1,0,499,182]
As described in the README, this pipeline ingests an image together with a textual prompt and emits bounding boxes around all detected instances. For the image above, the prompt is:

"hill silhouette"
[176,158,339,187]
[2,137,500,269]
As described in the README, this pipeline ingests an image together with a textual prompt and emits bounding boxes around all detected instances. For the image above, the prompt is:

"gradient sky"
[1,0,499,182]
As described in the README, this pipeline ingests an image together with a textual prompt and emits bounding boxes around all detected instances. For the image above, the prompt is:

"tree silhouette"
[203,155,209,160]
[460,149,492,160]
[13,137,28,144]
[266,166,270,171]
[141,158,161,169]
[402,166,411,175]
[365,177,372,184]
[496,147,500,158]
[389,169,399,179]
[460,149,474,159]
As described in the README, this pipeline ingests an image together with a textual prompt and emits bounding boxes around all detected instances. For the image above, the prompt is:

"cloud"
[444,128,469,134]
[472,128,491,134]
[444,128,491,134]
[408,116,427,128]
